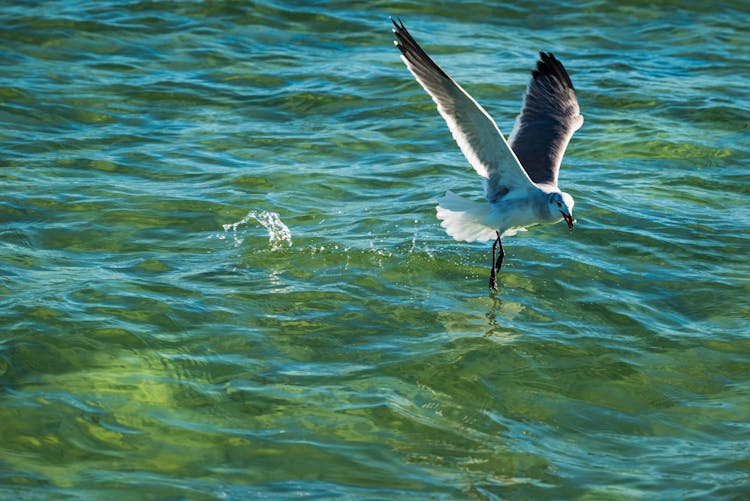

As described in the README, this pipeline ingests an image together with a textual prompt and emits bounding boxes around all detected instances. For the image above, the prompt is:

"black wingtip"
[390,17,411,57]
[534,51,575,90]
[389,18,452,81]
[390,17,406,54]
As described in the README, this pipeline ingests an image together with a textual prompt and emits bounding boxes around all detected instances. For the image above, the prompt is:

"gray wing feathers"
[508,52,583,187]
[392,18,535,199]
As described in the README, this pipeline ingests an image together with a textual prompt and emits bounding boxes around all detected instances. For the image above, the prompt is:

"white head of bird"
[548,192,576,229]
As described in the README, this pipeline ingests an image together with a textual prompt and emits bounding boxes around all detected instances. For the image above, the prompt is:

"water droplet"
[220,210,292,250]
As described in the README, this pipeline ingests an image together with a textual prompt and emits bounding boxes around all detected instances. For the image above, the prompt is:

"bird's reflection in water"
[484,295,525,343]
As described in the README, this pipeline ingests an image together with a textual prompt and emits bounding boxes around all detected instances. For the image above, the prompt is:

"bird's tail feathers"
[436,191,497,242]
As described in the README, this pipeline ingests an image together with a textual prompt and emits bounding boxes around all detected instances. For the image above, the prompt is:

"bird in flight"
[391,18,583,291]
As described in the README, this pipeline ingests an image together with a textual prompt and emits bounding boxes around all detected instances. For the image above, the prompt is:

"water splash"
[221,210,292,250]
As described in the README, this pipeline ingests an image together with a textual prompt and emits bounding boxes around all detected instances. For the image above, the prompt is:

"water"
[1,1,749,499]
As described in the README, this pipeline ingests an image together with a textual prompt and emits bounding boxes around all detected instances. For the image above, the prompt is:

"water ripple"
[1,1,749,499]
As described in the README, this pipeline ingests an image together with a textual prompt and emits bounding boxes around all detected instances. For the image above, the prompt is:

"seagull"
[391,18,583,291]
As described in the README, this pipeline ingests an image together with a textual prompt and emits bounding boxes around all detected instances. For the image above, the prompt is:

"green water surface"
[1,1,749,499]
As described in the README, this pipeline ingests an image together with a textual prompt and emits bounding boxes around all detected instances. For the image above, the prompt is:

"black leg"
[489,232,502,292]
[494,233,505,272]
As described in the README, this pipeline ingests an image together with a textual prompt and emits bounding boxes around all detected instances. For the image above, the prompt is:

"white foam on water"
[220,210,292,250]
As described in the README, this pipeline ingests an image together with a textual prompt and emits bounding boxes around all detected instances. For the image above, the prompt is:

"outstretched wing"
[392,18,535,201]
[508,52,583,187]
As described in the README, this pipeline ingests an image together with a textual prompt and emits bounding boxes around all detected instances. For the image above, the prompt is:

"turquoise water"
[2,1,749,499]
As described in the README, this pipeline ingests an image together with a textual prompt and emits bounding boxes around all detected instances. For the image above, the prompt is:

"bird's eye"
[556,202,562,208]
